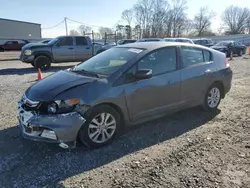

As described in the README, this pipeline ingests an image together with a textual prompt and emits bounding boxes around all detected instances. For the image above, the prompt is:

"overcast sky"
[0,0,249,38]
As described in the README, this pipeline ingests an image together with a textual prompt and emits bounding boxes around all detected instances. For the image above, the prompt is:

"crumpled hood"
[25,70,97,101]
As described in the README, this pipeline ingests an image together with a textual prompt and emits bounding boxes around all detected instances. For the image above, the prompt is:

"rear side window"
[57,37,73,46]
[203,50,212,62]
[76,37,88,45]
[181,47,204,67]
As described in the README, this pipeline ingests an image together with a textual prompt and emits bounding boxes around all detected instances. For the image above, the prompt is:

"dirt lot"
[0,56,250,188]
[0,51,20,61]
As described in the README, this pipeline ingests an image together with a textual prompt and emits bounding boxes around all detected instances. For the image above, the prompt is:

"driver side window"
[138,47,177,76]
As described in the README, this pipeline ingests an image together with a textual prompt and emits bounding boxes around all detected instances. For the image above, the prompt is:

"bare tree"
[151,0,170,37]
[222,5,250,34]
[246,18,250,34]
[193,7,215,37]
[116,24,125,39]
[121,9,133,26]
[125,25,132,39]
[99,27,113,38]
[133,0,154,38]
[171,0,188,37]
[78,25,92,35]
[133,24,141,39]
[69,29,79,36]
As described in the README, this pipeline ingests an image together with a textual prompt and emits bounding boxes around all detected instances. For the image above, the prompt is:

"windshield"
[47,37,60,45]
[74,47,143,75]
[215,41,230,46]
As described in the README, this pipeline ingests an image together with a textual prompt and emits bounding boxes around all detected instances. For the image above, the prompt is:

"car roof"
[116,42,203,51]
[175,38,192,40]
[137,38,163,41]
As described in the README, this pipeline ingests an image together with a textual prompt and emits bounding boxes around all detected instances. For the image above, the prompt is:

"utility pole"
[64,17,68,36]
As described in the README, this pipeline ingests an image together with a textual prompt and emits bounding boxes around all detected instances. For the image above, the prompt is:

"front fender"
[32,49,54,62]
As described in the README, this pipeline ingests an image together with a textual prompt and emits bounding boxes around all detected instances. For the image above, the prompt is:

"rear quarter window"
[181,47,204,68]
[203,50,212,62]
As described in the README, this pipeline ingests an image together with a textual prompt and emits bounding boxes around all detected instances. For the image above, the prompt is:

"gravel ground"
[0,57,250,188]
[0,51,20,61]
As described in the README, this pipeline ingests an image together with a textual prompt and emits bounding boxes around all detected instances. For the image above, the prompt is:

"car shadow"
[0,65,75,76]
[0,107,220,188]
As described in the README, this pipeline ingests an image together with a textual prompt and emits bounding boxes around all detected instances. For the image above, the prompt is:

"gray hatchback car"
[17,42,232,148]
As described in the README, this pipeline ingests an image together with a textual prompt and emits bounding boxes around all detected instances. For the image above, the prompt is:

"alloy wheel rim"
[208,87,220,108]
[88,113,116,144]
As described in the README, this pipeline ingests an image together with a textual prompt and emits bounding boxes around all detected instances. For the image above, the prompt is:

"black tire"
[34,56,51,70]
[31,62,35,67]
[238,50,243,56]
[0,48,4,52]
[203,83,222,111]
[78,105,121,148]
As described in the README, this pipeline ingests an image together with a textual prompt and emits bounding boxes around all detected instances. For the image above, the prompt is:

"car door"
[74,37,92,61]
[231,42,238,54]
[4,41,18,50]
[122,47,181,121]
[180,46,215,106]
[52,37,75,62]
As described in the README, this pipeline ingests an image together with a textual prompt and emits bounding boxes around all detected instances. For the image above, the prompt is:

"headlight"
[24,50,32,56]
[47,99,80,114]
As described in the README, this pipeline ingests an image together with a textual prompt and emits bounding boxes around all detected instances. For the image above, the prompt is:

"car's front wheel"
[34,55,51,70]
[203,84,222,111]
[78,105,121,148]
[0,48,4,52]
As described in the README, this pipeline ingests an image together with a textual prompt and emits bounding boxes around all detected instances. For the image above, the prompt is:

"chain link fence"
[192,34,250,46]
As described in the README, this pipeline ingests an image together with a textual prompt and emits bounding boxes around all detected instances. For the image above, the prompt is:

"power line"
[41,20,65,29]
[66,17,103,28]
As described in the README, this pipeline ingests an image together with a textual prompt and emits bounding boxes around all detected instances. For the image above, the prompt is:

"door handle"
[86,47,90,49]
[204,69,211,75]
[68,47,74,50]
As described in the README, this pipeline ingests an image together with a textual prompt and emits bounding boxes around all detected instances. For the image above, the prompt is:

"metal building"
[0,18,41,39]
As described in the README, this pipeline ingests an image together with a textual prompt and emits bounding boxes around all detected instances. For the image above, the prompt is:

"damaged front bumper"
[17,101,86,148]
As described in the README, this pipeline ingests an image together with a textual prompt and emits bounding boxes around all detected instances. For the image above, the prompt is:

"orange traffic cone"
[37,68,42,81]
[229,52,233,60]
[248,45,250,55]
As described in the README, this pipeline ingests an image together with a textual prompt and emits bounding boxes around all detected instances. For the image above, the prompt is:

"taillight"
[225,58,230,68]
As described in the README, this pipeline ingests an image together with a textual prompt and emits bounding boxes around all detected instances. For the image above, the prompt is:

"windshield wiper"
[72,69,100,78]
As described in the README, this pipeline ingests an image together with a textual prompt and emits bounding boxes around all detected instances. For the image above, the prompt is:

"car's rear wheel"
[203,84,222,111]
[34,56,51,70]
[78,105,121,148]
[238,50,243,56]
[0,48,4,52]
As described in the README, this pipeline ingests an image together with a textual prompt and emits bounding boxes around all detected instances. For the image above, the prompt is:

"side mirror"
[135,69,152,80]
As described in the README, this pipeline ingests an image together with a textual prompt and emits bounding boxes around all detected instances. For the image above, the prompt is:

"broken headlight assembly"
[47,99,80,114]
